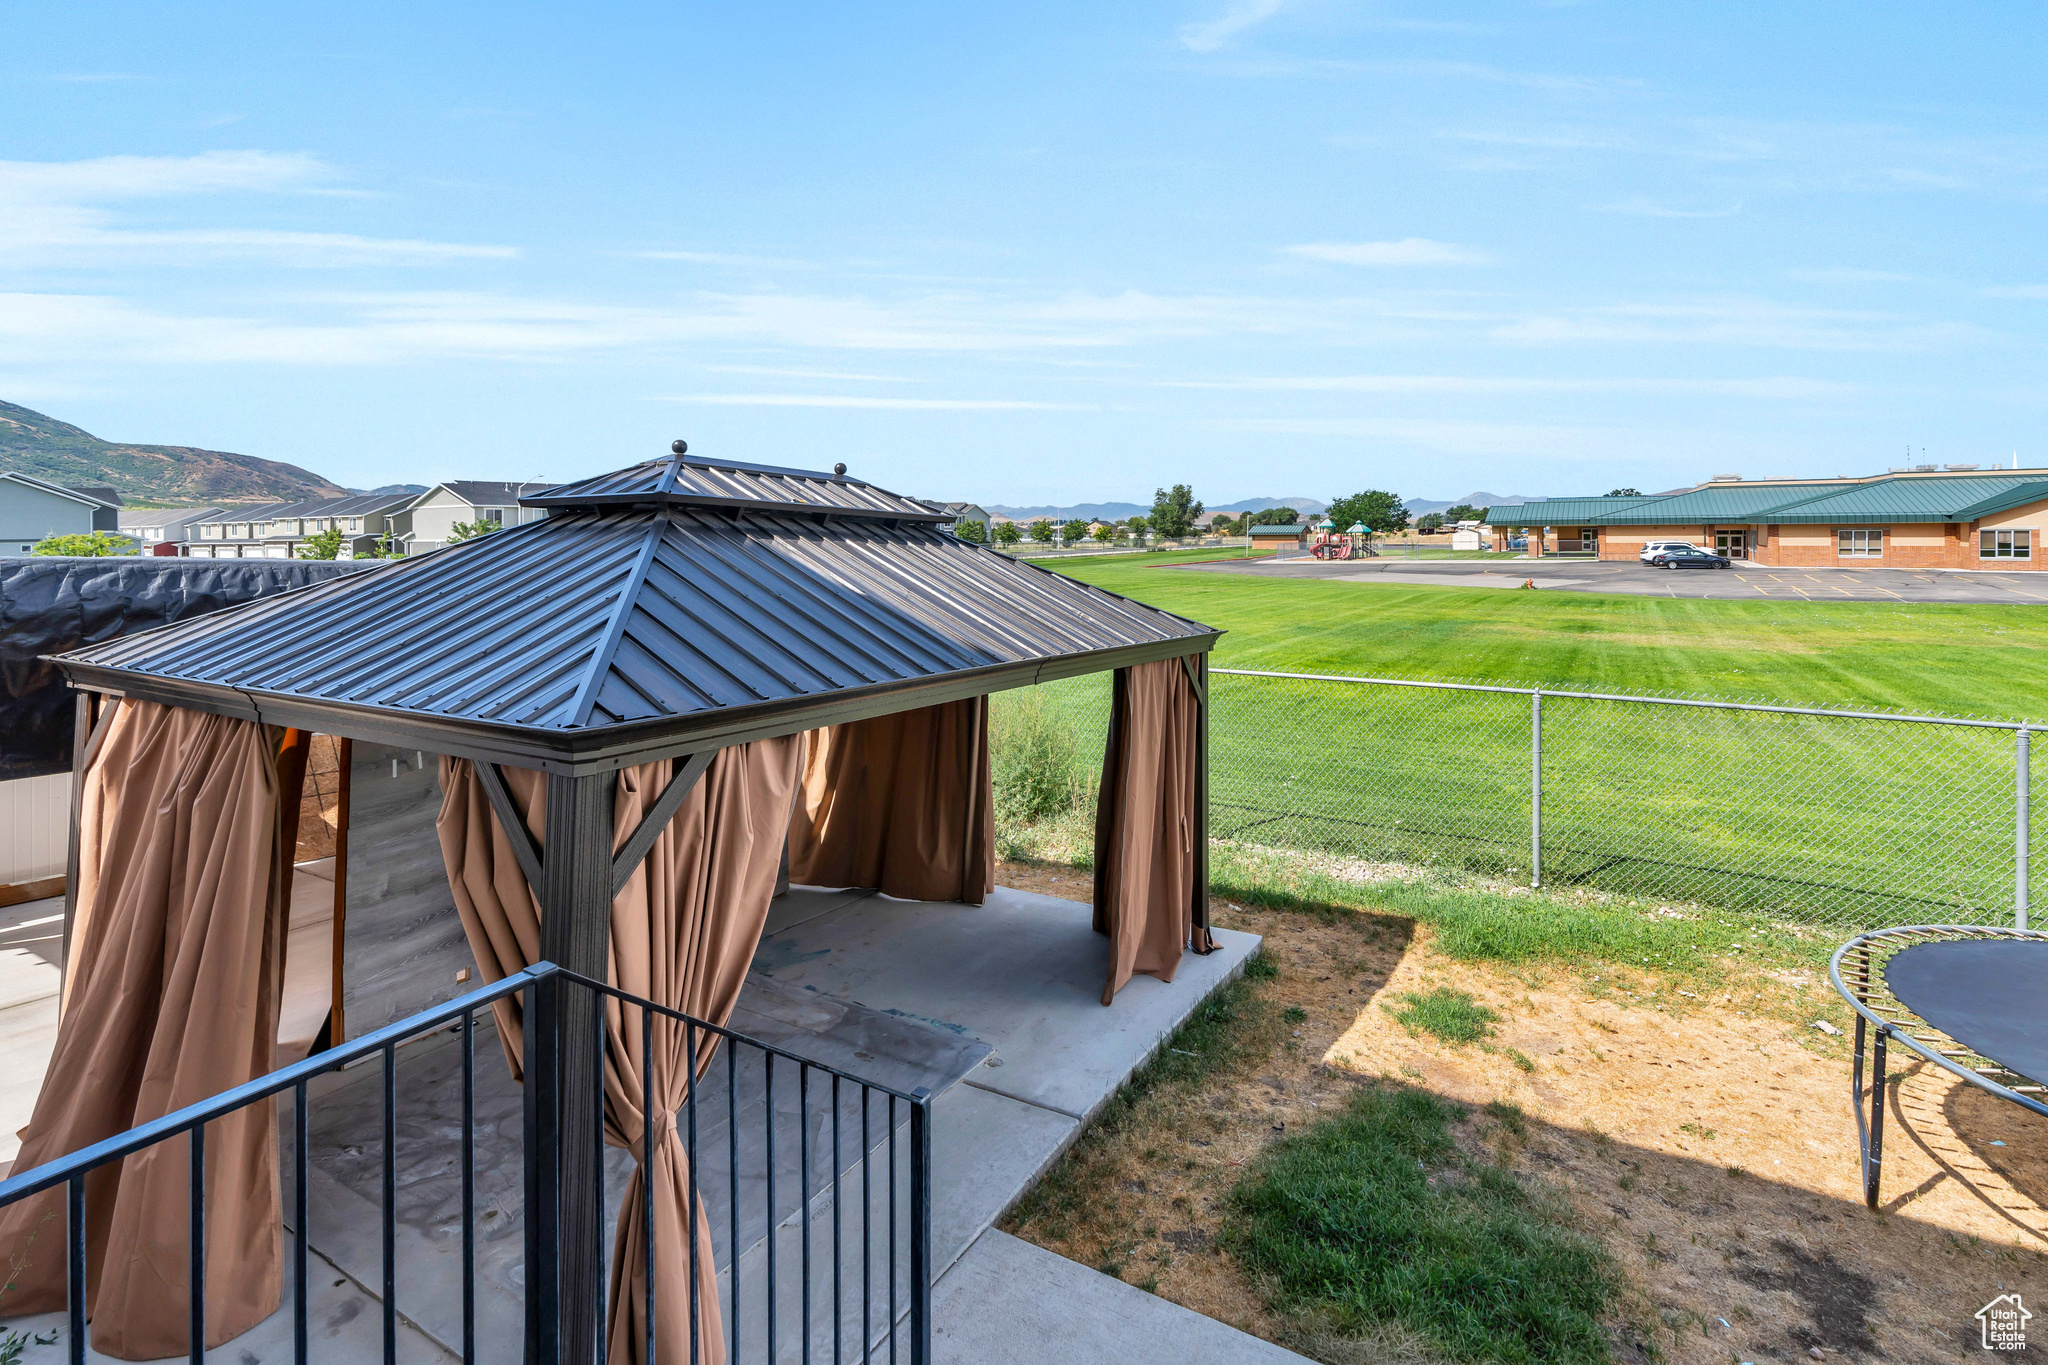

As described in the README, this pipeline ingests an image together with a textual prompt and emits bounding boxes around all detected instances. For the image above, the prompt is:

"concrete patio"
[2,882,1305,1364]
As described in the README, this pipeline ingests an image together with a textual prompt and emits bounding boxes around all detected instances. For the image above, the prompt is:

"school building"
[1492,466,2048,569]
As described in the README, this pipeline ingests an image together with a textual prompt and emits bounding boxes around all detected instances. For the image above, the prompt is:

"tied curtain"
[435,738,803,1365]
[0,700,307,1360]
[787,697,994,905]
[1092,659,1205,1005]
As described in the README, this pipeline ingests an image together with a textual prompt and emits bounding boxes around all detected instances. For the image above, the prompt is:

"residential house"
[402,481,553,555]
[0,473,122,553]
[918,501,992,539]
[1505,466,2048,567]
[188,493,415,560]
[118,506,225,555]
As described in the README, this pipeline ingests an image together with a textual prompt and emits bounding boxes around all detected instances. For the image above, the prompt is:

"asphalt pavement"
[1175,554,2048,603]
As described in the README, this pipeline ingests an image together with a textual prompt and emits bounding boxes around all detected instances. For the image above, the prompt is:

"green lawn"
[1051,551,2048,719]
[997,552,2048,926]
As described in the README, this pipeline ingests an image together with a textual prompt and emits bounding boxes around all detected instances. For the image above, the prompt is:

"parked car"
[1648,548,1733,570]
[1639,539,1700,562]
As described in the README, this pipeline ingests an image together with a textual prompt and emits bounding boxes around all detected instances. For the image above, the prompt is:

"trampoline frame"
[1829,924,2048,1208]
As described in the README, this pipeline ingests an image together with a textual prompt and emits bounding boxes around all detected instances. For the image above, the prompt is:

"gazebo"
[0,444,1221,1365]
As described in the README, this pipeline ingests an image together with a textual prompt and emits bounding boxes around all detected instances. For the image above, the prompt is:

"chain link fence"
[992,668,2037,931]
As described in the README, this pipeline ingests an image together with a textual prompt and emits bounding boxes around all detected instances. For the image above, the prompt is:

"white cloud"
[1179,0,1286,53]
[1983,285,2048,300]
[1489,298,1982,351]
[1591,197,1742,219]
[659,394,1083,411]
[1284,238,1495,266]
[1171,374,1858,398]
[0,153,515,268]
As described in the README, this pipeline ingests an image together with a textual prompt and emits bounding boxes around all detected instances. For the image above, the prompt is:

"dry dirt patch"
[995,862,2048,1363]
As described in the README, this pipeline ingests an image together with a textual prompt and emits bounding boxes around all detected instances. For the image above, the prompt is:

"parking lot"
[1180,554,2048,603]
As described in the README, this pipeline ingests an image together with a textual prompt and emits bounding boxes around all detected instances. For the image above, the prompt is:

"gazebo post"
[526,770,615,1365]
[1193,652,1214,953]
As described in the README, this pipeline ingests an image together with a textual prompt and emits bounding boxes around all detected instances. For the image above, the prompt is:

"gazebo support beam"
[525,770,615,1365]
[1190,653,1214,953]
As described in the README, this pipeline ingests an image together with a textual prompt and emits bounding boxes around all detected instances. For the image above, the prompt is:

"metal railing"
[1000,668,2038,930]
[0,962,932,1365]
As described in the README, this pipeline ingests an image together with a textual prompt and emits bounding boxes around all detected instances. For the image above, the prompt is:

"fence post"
[1530,691,1543,889]
[909,1087,934,1365]
[2019,726,2031,931]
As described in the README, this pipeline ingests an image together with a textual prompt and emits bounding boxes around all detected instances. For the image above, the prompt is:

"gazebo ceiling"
[55,450,1217,771]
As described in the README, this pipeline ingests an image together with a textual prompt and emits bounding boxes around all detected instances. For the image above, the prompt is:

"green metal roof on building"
[1484,496,1662,525]
[1581,481,1851,525]
[1763,474,2048,525]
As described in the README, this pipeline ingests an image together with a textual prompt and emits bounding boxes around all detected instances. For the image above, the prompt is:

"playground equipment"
[1830,925,2048,1206]
[1311,519,1375,561]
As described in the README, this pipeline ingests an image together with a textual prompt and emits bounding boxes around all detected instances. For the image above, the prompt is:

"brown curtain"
[436,738,804,1365]
[1092,660,1201,1005]
[787,698,994,905]
[0,700,305,1359]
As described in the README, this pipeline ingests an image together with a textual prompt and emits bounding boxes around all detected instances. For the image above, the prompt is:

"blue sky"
[4,2,2045,505]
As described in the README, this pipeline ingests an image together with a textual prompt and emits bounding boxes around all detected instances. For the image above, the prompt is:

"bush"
[991,688,1089,824]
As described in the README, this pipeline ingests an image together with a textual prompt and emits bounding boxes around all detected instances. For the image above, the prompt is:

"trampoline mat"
[1885,939,2048,1087]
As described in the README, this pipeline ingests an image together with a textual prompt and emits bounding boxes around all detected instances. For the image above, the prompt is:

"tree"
[1027,519,1055,543]
[1149,485,1203,538]
[1605,488,1642,497]
[297,527,346,560]
[1092,523,1115,543]
[1441,503,1485,524]
[993,520,1023,548]
[1417,512,1444,533]
[1249,507,1299,526]
[32,530,133,557]
[447,518,502,544]
[1060,519,1088,543]
[953,518,988,544]
[1326,490,1410,534]
[1125,515,1149,537]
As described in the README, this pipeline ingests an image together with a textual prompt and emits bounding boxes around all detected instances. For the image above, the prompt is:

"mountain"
[0,400,351,505]
[986,501,1151,522]
[361,483,430,497]
[1405,491,1535,516]
[1209,496,1325,515]
[986,495,1326,521]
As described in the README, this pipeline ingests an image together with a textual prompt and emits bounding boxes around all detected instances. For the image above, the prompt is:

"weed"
[1387,987,1501,1045]
[1484,1100,1529,1138]
[1282,1005,1309,1025]
[990,687,1091,824]
[1680,1122,1717,1141]
[1224,1086,1618,1363]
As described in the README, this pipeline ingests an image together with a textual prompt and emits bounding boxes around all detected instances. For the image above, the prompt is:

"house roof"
[0,472,124,510]
[119,507,225,529]
[1247,523,1305,536]
[1485,496,1660,525]
[55,449,1217,770]
[1761,474,2048,525]
[1580,481,1852,525]
[428,480,557,507]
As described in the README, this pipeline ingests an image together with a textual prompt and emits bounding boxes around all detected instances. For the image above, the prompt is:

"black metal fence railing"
[0,961,933,1365]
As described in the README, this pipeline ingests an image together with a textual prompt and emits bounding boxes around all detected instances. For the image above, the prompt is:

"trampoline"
[1830,925,2048,1207]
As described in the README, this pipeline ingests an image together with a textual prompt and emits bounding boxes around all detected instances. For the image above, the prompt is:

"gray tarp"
[0,556,374,779]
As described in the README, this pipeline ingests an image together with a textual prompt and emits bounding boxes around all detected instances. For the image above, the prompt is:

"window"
[481,507,504,525]
[1982,529,2033,560]
[1837,528,1883,558]
[347,517,360,531]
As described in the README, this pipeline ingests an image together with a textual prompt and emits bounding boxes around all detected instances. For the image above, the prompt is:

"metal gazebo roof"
[55,448,1218,772]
